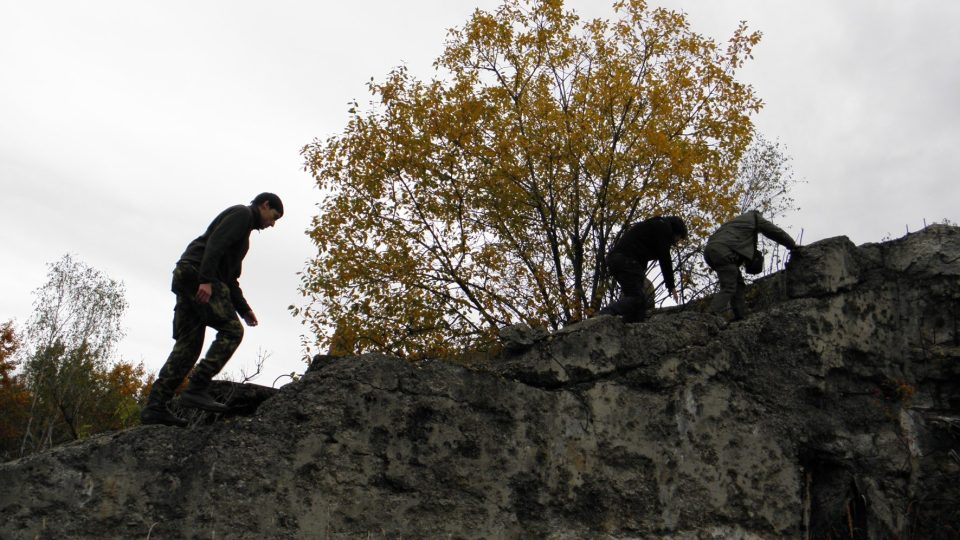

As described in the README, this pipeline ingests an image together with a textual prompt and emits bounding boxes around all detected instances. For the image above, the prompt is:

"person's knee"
[170,334,204,365]
[222,319,244,342]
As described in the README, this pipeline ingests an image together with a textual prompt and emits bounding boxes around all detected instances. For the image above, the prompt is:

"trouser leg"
[705,243,743,316]
[147,301,205,405]
[602,253,650,323]
[709,263,742,315]
[189,282,244,387]
[148,262,244,403]
[619,277,654,323]
[191,321,244,384]
[167,282,244,413]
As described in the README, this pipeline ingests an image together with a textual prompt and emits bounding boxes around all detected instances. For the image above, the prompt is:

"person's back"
[707,210,796,261]
[179,204,254,278]
[611,218,676,264]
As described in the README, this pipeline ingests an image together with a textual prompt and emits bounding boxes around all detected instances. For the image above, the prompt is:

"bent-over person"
[704,210,797,321]
[600,216,687,323]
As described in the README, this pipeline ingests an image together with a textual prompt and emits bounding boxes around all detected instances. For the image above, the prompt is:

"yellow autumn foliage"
[299,0,763,357]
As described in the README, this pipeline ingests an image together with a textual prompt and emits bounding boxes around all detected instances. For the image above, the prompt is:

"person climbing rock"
[600,216,688,323]
[704,210,798,321]
[141,193,283,427]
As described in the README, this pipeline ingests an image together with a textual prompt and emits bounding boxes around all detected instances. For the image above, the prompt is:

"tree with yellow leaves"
[299,0,769,357]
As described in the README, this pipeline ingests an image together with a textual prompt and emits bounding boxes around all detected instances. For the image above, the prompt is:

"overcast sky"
[2,1,957,387]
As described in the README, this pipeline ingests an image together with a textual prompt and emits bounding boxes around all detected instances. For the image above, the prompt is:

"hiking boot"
[141,404,188,427]
[179,387,230,413]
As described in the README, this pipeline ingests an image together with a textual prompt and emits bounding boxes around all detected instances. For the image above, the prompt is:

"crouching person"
[600,216,687,323]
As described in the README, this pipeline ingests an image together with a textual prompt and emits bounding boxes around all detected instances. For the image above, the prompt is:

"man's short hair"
[252,193,283,216]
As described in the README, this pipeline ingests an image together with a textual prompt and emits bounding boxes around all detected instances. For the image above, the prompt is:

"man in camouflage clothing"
[141,193,283,427]
[704,210,797,321]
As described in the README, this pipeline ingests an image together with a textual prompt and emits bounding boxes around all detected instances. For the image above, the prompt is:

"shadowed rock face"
[2,225,959,539]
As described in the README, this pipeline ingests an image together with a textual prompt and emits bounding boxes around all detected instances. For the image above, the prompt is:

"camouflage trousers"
[148,262,244,405]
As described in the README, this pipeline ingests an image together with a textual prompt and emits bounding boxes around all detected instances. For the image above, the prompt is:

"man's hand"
[196,283,213,304]
[243,311,259,327]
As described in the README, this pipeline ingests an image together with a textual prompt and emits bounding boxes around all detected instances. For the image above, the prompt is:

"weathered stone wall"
[1,225,958,539]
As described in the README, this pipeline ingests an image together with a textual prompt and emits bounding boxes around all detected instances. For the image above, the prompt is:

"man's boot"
[179,367,230,413]
[141,388,188,427]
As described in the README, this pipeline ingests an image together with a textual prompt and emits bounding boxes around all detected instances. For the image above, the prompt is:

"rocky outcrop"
[2,225,959,539]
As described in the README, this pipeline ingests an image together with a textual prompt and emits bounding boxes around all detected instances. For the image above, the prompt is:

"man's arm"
[653,221,678,299]
[227,273,253,321]
[756,213,798,250]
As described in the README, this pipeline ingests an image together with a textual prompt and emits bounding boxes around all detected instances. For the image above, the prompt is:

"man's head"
[252,192,283,229]
[663,216,688,244]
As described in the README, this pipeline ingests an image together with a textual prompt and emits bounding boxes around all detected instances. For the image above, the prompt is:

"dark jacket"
[179,204,262,315]
[609,217,678,292]
[706,210,797,260]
